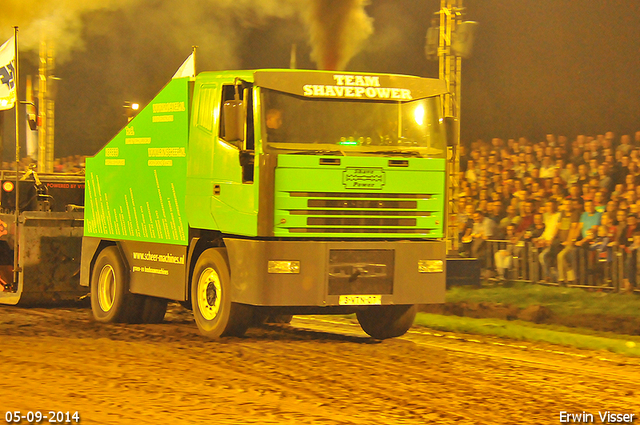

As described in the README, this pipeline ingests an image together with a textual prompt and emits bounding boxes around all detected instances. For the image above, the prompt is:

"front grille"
[308,217,416,226]
[291,210,431,216]
[289,228,431,234]
[278,191,438,236]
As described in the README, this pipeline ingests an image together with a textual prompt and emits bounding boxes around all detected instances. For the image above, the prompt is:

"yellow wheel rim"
[98,264,116,312]
[197,267,222,321]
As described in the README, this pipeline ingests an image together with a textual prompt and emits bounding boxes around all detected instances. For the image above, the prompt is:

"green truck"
[80,69,449,339]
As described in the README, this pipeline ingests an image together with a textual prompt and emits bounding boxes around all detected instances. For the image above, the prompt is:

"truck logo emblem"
[342,167,385,190]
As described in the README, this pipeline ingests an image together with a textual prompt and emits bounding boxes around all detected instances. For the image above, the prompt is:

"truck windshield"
[261,88,446,157]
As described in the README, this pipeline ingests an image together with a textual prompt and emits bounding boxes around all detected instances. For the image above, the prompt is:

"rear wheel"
[191,248,252,338]
[140,296,168,324]
[356,305,417,339]
[90,246,140,323]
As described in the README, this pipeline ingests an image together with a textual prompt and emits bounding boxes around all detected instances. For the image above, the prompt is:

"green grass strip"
[414,313,640,357]
[446,282,640,318]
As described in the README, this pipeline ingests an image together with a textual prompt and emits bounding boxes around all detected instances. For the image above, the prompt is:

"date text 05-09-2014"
[5,411,80,424]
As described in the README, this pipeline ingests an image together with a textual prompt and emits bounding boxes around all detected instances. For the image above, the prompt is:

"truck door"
[210,83,258,236]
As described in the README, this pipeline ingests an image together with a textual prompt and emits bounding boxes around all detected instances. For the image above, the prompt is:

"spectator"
[562,162,578,185]
[597,164,613,192]
[623,232,640,293]
[620,213,639,253]
[538,200,562,281]
[582,183,595,202]
[612,155,630,184]
[488,201,505,228]
[540,156,556,179]
[499,205,521,233]
[567,200,602,279]
[617,135,633,155]
[576,200,602,240]
[600,212,617,242]
[589,225,612,286]
[557,199,584,285]
[494,224,518,281]
[465,160,478,183]
[461,210,496,265]
[593,191,606,213]
[458,204,475,243]
[609,208,628,248]
[524,213,546,247]
[516,201,534,234]
[577,164,590,187]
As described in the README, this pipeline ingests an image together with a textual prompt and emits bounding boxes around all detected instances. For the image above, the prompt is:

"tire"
[140,296,168,324]
[191,248,252,338]
[356,304,417,340]
[90,246,140,323]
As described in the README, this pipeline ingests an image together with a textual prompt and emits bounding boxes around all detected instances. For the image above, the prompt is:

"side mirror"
[444,116,458,147]
[223,99,245,143]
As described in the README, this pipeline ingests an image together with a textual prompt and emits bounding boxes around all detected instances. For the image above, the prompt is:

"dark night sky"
[3,0,640,160]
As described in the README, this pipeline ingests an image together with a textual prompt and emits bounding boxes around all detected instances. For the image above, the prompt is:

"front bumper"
[225,238,446,307]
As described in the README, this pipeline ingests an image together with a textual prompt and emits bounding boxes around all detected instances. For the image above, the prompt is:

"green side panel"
[274,155,445,238]
[84,78,190,246]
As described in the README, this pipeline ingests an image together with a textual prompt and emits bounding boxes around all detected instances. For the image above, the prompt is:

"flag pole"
[192,45,197,76]
[13,26,20,289]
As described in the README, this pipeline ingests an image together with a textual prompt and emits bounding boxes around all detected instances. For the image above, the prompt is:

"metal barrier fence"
[474,239,640,292]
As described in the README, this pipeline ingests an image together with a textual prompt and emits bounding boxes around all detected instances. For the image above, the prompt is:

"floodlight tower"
[441,0,463,254]
[38,40,55,173]
[432,0,464,254]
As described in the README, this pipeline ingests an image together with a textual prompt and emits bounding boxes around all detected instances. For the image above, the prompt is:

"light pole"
[441,0,463,255]
[427,1,477,254]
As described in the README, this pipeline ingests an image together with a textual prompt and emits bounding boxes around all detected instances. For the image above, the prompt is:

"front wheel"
[356,305,417,339]
[191,248,252,338]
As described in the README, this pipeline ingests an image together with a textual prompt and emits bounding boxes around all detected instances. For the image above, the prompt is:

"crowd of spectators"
[458,132,640,293]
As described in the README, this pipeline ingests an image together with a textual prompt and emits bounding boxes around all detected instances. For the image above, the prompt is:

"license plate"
[339,295,382,305]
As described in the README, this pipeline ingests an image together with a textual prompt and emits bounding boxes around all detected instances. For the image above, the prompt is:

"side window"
[195,85,216,132]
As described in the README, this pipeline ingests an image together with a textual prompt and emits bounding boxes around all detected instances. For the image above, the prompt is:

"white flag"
[172,53,195,79]
[0,36,15,110]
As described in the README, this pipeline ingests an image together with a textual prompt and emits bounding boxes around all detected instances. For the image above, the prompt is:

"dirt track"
[1,304,639,424]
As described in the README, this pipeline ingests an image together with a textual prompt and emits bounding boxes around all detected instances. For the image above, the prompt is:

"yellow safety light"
[418,259,443,273]
[268,261,301,274]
